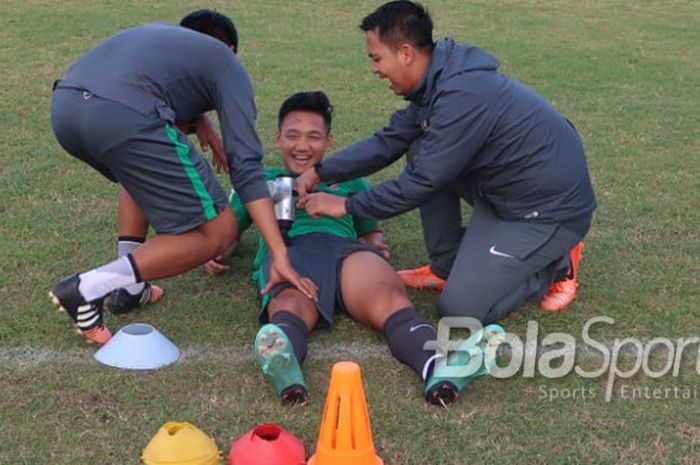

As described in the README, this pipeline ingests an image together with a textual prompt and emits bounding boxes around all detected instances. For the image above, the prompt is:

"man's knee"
[268,289,317,330]
[269,292,309,313]
[201,207,237,256]
[436,287,491,323]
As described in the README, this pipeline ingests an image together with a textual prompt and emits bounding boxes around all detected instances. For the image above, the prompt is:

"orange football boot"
[398,265,447,291]
[540,242,585,312]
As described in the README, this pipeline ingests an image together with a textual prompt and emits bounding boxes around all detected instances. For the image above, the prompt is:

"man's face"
[276,110,332,175]
[365,28,414,96]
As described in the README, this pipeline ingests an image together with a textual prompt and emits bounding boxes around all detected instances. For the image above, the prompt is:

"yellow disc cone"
[142,421,222,465]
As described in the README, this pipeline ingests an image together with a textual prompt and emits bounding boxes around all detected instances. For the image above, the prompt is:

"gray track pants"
[419,191,584,324]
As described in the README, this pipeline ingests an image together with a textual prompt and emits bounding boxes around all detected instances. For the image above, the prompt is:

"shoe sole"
[255,325,307,400]
[49,291,66,312]
[49,291,105,345]
[540,301,575,313]
[399,279,445,292]
[425,324,505,403]
[539,291,577,313]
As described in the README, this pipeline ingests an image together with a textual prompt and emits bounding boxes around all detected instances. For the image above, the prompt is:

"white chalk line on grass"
[0,339,686,369]
[0,342,393,368]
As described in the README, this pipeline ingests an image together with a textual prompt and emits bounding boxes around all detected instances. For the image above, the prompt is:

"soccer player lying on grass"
[204,91,504,405]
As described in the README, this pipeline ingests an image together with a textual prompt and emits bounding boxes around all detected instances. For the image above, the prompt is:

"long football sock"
[78,255,140,302]
[383,307,439,380]
[117,236,146,295]
[270,310,309,364]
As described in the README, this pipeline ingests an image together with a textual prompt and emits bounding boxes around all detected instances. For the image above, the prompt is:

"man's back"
[60,23,245,124]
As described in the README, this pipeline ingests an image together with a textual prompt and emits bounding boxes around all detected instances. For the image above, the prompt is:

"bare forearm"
[244,197,287,258]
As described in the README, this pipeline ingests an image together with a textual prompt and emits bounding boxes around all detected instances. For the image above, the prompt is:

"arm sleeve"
[316,104,423,184]
[214,59,269,203]
[345,87,495,220]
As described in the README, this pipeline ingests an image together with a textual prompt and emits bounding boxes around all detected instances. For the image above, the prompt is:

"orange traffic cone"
[307,361,383,465]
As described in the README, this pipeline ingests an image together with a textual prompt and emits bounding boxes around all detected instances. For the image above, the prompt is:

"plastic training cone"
[307,361,383,465]
[95,323,179,370]
[228,423,306,465]
[142,421,222,465]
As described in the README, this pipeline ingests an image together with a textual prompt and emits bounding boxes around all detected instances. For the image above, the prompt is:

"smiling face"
[365,28,421,96]
[275,110,333,175]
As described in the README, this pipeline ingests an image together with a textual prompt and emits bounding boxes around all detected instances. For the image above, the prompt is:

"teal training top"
[230,167,379,283]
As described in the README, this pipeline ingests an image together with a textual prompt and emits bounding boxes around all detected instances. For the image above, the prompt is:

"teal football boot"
[425,324,506,406]
[254,323,308,404]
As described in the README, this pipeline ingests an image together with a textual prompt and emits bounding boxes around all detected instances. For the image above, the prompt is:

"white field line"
[0,342,392,368]
[0,338,691,369]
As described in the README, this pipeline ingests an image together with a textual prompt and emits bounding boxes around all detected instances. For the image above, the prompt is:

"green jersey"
[230,167,380,281]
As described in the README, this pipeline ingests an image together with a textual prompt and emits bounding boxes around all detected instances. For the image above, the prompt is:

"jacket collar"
[404,38,451,103]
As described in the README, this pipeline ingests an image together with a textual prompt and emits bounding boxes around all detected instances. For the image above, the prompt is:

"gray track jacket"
[317,38,596,226]
[56,23,268,203]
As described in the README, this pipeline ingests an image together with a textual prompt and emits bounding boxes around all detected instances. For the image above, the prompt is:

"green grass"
[1,1,699,464]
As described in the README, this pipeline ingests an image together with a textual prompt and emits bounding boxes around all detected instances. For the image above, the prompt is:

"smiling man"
[206,91,501,406]
[297,1,596,324]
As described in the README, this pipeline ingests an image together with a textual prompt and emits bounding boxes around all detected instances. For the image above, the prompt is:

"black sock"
[270,310,309,363]
[383,307,438,380]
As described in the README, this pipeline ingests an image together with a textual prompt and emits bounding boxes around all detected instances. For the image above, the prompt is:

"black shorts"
[51,87,228,234]
[256,233,382,328]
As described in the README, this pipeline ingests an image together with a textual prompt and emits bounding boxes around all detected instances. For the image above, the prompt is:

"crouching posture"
[206,91,503,405]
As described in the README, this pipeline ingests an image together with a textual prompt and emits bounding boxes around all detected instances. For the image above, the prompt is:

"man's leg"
[436,199,583,324]
[267,289,319,363]
[339,252,448,393]
[419,189,465,278]
[398,189,464,290]
[49,91,233,344]
[341,250,498,405]
[399,142,464,290]
[255,289,318,404]
[51,207,236,343]
[105,189,164,315]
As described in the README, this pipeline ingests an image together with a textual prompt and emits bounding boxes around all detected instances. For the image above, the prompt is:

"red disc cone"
[228,423,305,465]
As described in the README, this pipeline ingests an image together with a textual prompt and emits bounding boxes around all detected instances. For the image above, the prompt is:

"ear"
[397,43,415,66]
[326,133,334,151]
[274,132,282,149]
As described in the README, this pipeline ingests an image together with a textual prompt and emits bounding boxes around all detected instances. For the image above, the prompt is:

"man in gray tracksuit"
[49,11,315,344]
[298,1,596,324]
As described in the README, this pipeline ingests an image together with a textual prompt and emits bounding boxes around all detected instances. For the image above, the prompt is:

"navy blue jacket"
[317,38,596,226]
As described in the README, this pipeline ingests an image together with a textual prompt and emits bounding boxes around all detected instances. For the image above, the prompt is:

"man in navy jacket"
[298,1,596,324]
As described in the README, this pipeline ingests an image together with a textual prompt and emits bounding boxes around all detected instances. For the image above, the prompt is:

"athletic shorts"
[51,86,228,234]
[256,233,381,328]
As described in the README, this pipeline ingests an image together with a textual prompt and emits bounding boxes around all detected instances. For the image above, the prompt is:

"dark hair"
[360,0,433,51]
[278,91,334,133]
[180,9,238,52]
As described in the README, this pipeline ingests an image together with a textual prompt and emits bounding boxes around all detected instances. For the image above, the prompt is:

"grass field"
[1,1,699,464]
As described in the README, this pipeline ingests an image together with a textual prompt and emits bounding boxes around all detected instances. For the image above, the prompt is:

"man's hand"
[295,167,320,203]
[302,192,347,218]
[262,253,318,301]
[194,115,228,173]
[359,231,390,260]
[204,255,230,275]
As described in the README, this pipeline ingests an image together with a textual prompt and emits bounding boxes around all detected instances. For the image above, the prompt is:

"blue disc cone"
[94,323,179,370]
